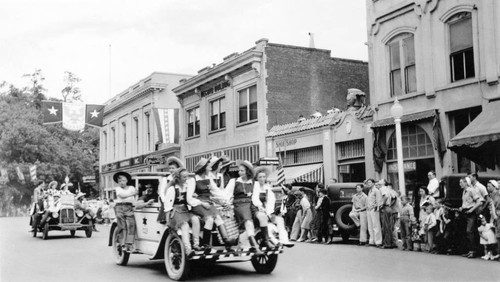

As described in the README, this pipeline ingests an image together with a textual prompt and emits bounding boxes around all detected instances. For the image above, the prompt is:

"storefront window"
[386,124,435,196]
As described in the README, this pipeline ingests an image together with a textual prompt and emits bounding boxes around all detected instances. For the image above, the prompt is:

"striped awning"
[371,109,437,128]
[268,163,324,185]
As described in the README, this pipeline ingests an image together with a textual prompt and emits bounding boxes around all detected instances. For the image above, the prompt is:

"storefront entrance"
[386,124,435,199]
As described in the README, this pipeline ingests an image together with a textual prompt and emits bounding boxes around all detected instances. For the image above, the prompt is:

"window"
[238,85,257,124]
[210,98,226,131]
[337,139,365,160]
[387,124,433,161]
[122,122,127,157]
[145,112,151,151]
[134,117,139,154]
[187,107,200,138]
[449,12,474,82]
[276,146,323,166]
[103,131,107,161]
[389,34,416,97]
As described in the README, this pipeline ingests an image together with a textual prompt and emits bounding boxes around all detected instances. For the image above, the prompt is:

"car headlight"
[52,212,59,218]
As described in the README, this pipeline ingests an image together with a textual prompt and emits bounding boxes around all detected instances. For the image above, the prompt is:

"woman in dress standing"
[163,168,202,255]
[187,158,236,250]
[253,166,294,247]
[297,188,313,242]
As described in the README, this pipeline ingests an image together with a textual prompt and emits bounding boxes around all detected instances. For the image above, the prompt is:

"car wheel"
[341,232,350,242]
[85,222,93,238]
[164,232,191,281]
[112,226,130,266]
[335,204,356,232]
[42,223,49,240]
[251,231,278,274]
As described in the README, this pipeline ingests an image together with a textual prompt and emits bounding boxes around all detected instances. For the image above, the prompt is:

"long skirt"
[301,208,313,229]
[167,205,193,230]
[191,203,218,220]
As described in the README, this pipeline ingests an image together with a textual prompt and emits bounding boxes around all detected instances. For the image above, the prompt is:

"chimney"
[308,33,315,48]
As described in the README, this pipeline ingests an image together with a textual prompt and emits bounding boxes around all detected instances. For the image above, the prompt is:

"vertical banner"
[85,104,105,127]
[153,108,179,144]
[62,102,86,131]
[16,167,25,183]
[277,154,285,186]
[29,165,37,181]
[41,101,63,124]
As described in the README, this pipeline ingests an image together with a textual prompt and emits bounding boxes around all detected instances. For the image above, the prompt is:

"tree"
[22,68,47,109]
[61,71,82,102]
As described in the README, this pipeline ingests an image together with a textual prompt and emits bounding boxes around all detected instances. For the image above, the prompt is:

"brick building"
[366,0,500,196]
[173,39,369,171]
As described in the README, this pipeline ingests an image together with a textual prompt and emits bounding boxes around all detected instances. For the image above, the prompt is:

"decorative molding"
[381,26,417,44]
[439,4,476,22]
[251,62,261,77]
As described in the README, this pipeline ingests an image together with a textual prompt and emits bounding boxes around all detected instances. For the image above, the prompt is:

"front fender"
[149,227,173,260]
[108,222,118,246]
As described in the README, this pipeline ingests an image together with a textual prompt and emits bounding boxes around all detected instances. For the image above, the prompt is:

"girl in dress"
[158,156,184,224]
[297,188,313,242]
[478,214,497,260]
[253,166,294,247]
[187,158,236,251]
[163,168,201,255]
[225,161,267,254]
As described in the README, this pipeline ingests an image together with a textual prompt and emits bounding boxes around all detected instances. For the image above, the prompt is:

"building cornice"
[103,83,166,117]
[173,49,263,98]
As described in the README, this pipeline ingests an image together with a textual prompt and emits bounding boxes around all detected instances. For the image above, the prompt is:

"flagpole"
[109,44,112,99]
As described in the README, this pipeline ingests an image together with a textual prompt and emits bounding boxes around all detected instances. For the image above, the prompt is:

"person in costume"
[163,168,202,256]
[253,166,294,247]
[158,156,184,224]
[113,171,137,252]
[187,158,237,251]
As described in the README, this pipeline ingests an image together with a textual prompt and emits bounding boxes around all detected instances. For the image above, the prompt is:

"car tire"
[164,232,191,281]
[112,226,130,266]
[85,222,93,238]
[251,231,278,274]
[335,204,356,232]
[42,222,49,240]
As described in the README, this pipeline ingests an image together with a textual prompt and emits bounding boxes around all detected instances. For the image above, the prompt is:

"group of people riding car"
[113,155,294,257]
[30,179,96,232]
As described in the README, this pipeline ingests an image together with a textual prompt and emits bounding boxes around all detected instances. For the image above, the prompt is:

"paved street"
[1,216,499,282]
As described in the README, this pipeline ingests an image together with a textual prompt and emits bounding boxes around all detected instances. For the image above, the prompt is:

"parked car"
[109,172,287,281]
[327,183,359,241]
[439,173,500,208]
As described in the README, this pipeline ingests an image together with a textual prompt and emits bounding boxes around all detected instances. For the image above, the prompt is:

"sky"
[0,0,368,104]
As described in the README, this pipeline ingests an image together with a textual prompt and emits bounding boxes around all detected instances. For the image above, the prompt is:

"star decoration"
[90,109,100,118]
[142,217,147,225]
[177,194,185,202]
[48,106,58,115]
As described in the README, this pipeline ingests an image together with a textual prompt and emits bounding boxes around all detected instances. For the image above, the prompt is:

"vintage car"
[33,194,93,240]
[326,183,359,241]
[108,172,286,281]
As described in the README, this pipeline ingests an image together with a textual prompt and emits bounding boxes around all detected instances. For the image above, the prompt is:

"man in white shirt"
[427,171,440,198]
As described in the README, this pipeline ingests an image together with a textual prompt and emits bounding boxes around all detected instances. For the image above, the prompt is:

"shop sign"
[111,163,119,170]
[144,155,165,165]
[275,138,297,148]
[387,161,416,173]
[83,175,96,183]
[120,160,131,168]
[132,156,144,165]
[258,157,280,166]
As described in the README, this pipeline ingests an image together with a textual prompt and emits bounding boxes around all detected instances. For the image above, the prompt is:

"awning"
[448,101,500,169]
[268,163,324,185]
[371,109,436,128]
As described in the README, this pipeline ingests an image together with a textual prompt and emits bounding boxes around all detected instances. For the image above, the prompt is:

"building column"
[322,128,333,183]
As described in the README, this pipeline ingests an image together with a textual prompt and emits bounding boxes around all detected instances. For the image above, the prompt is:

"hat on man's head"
[48,181,58,190]
[166,156,184,169]
[489,180,499,189]
[194,158,210,175]
[236,160,255,178]
[218,155,235,170]
[254,166,271,180]
[76,192,86,200]
[113,171,132,184]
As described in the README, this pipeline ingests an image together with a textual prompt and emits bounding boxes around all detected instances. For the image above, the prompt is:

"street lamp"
[390,97,405,195]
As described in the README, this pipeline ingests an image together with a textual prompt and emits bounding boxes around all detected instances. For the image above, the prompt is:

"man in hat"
[40,191,62,226]
[75,192,97,231]
[113,171,138,252]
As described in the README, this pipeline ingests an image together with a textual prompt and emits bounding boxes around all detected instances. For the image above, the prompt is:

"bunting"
[41,101,105,131]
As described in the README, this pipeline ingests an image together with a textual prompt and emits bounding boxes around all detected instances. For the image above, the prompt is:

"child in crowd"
[496,210,500,261]
[422,205,437,253]
[433,199,445,252]
[478,215,498,260]
[399,196,415,251]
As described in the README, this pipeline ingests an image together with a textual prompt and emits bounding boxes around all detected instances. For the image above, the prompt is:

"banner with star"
[42,101,63,124]
[85,104,105,127]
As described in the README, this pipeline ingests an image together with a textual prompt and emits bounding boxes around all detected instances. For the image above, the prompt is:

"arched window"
[387,124,433,161]
[387,33,416,97]
[447,12,474,82]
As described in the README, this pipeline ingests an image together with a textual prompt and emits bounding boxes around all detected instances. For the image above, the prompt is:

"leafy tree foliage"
[0,70,99,215]
[61,71,82,102]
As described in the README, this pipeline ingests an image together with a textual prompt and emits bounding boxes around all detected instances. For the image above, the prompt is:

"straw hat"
[194,158,210,175]
[219,155,235,170]
[166,156,184,168]
[254,166,271,180]
[236,160,255,178]
[208,156,223,170]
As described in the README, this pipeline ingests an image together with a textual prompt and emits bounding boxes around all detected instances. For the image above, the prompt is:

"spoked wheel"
[42,223,49,240]
[251,231,278,274]
[70,230,76,237]
[85,221,93,238]
[112,226,130,266]
[164,233,190,281]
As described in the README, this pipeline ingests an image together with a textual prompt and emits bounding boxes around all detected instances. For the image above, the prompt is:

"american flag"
[277,154,285,186]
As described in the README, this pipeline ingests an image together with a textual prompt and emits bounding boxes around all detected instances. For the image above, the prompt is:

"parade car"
[33,194,93,240]
[108,172,286,281]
